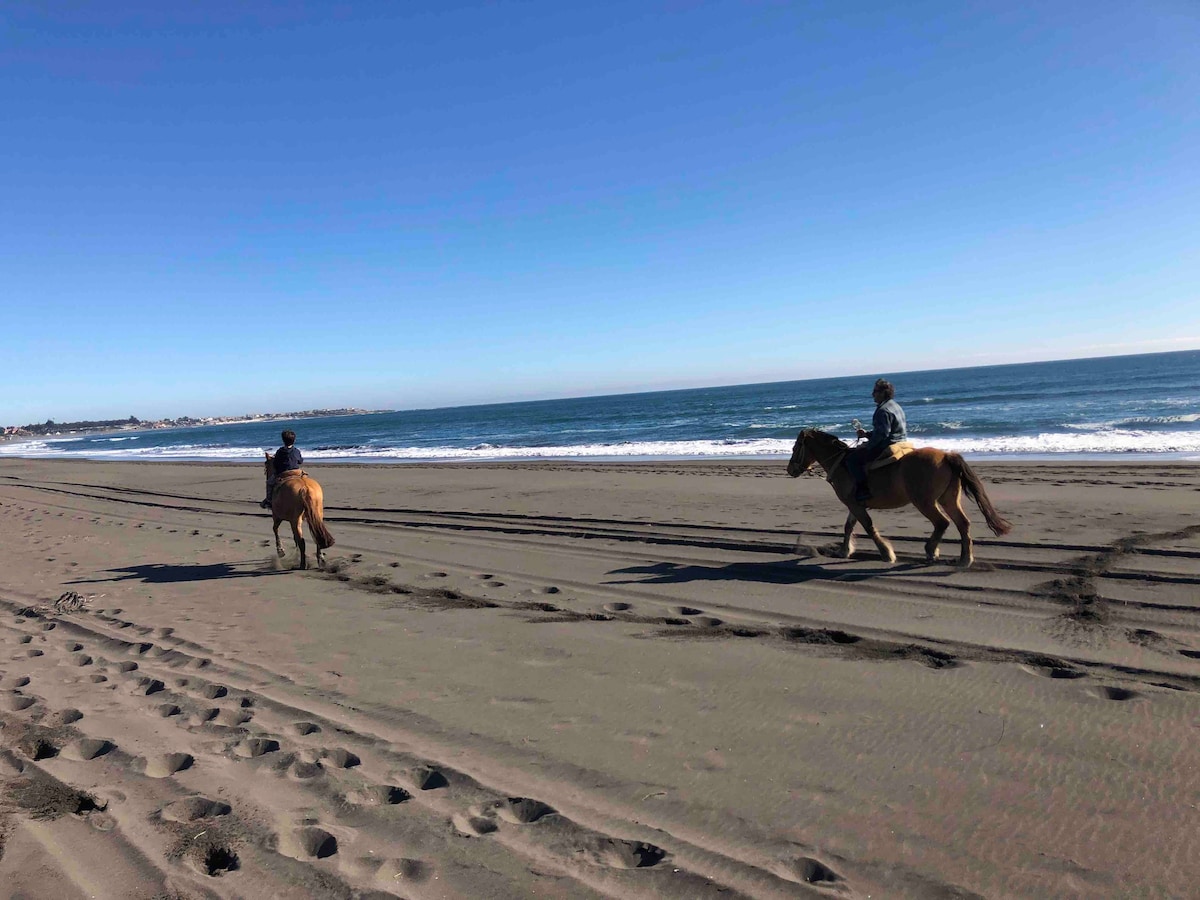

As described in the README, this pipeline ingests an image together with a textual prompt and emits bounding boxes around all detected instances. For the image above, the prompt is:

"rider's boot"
[854,478,871,502]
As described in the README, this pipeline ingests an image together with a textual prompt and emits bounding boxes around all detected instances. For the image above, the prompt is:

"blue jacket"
[273,445,303,475]
[863,399,907,452]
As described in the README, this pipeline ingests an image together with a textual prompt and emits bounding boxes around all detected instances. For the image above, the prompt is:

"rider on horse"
[846,379,907,502]
[261,429,303,508]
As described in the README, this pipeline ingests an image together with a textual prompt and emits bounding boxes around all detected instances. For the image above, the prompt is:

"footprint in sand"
[671,606,703,616]
[603,602,632,613]
[290,721,321,736]
[403,765,449,791]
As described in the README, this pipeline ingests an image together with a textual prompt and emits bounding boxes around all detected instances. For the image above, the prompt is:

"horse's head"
[786,430,815,477]
[264,451,273,475]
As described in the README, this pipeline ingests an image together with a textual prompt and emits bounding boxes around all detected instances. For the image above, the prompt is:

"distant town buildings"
[2,409,387,438]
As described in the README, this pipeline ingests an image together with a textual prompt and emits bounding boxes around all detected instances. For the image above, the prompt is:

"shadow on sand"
[606,557,952,587]
[69,561,286,585]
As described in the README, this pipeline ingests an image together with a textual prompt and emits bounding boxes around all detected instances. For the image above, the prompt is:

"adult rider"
[846,379,907,502]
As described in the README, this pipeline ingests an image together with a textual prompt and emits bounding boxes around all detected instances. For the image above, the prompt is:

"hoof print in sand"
[453,811,499,836]
[1090,685,1141,702]
[188,844,240,877]
[141,752,194,777]
[498,797,555,824]
[129,677,165,696]
[20,737,59,760]
[5,693,37,711]
[786,856,840,885]
[161,795,232,823]
[45,708,83,726]
[290,760,324,779]
[282,826,339,860]
[346,785,409,805]
[65,654,94,667]
[325,748,360,768]
[354,856,431,884]
[291,721,321,735]
[62,738,115,761]
[580,837,666,869]
[201,684,228,699]
[234,738,280,758]
[406,765,449,790]
[215,709,253,727]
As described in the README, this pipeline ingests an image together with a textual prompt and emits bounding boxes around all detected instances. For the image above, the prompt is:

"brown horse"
[786,429,1011,567]
[264,453,335,570]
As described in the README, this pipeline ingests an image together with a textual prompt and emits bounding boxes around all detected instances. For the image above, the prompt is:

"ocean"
[5,350,1199,463]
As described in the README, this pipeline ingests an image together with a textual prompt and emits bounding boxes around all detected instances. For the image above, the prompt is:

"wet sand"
[1,457,1198,898]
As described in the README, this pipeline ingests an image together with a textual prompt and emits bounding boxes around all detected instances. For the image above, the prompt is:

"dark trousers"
[845,443,885,493]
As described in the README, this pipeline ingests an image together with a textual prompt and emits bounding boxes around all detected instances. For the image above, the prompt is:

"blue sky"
[3,1,1198,422]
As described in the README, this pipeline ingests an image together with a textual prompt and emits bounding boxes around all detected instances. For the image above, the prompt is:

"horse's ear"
[264,451,270,459]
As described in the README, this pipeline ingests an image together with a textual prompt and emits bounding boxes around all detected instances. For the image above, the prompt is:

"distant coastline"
[1,408,392,442]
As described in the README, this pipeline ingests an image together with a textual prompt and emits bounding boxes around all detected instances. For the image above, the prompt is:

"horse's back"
[897,447,956,494]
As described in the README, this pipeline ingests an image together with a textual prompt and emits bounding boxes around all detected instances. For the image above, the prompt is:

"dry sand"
[0,456,1197,899]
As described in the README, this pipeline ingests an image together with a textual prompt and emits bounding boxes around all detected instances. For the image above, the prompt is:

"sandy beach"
[0,456,1197,899]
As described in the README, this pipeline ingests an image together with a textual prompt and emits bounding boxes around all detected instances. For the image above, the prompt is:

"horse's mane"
[804,428,849,451]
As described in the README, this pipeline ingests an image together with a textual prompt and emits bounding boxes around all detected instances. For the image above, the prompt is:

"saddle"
[867,441,915,471]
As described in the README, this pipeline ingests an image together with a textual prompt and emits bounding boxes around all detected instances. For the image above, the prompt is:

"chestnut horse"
[263,453,335,570]
[786,429,1011,567]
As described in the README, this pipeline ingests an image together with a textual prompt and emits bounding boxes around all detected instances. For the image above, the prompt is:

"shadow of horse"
[606,557,944,587]
[68,562,286,585]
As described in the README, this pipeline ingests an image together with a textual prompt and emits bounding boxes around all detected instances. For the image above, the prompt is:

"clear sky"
[3,1,1198,423]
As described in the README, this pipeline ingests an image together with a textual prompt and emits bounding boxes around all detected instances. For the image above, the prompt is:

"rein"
[801,431,849,482]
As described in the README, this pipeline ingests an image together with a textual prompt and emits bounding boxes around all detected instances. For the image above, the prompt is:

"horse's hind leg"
[291,517,307,570]
[940,482,973,567]
[829,511,857,558]
[273,518,285,558]
[913,497,951,563]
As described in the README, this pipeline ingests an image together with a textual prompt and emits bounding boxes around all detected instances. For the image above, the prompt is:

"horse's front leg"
[834,511,857,558]
[849,504,896,564]
[273,518,285,558]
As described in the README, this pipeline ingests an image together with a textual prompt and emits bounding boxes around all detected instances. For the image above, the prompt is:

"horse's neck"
[809,433,848,473]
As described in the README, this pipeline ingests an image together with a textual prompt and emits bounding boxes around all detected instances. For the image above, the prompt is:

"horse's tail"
[947,453,1012,536]
[302,484,335,550]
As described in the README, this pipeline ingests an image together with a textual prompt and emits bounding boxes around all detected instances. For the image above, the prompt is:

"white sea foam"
[3,429,1200,461]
